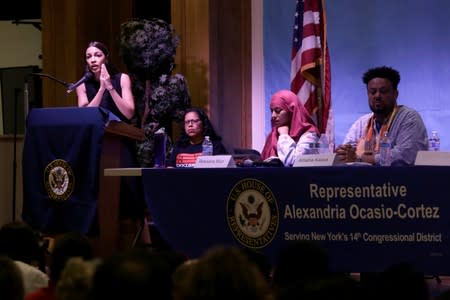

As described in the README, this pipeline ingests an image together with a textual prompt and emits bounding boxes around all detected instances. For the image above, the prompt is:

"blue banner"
[142,166,450,274]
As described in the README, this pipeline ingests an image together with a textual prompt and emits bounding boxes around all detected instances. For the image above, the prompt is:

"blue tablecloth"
[142,166,450,274]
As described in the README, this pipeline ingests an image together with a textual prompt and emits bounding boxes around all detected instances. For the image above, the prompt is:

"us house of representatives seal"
[44,159,74,201]
[227,178,279,248]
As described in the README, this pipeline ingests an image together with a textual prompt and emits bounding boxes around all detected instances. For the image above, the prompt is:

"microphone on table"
[66,71,94,93]
[243,159,255,167]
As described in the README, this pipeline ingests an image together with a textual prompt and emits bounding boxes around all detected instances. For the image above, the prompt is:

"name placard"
[293,153,342,167]
[415,150,450,166]
[194,155,236,168]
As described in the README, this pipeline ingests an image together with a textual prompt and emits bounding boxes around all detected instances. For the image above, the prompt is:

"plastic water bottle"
[379,132,392,166]
[428,130,440,151]
[154,127,167,168]
[202,136,213,156]
[318,134,330,154]
[306,142,320,154]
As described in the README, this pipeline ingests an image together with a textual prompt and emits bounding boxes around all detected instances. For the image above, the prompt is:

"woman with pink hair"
[261,89,320,166]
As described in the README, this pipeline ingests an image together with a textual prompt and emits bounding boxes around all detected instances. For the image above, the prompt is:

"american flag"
[290,0,333,148]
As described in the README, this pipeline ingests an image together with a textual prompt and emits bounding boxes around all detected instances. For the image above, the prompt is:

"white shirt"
[14,260,49,296]
[277,131,319,166]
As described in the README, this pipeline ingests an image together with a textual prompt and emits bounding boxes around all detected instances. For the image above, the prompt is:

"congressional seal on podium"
[227,178,279,248]
[44,159,75,201]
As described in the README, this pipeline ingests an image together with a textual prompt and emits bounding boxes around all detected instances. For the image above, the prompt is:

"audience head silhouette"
[49,231,93,283]
[372,263,429,300]
[281,273,364,300]
[0,221,45,268]
[92,248,174,300]
[272,240,329,288]
[56,256,100,300]
[182,245,270,300]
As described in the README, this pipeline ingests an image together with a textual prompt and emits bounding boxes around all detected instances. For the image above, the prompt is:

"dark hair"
[362,66,400,90]
[85,41,119,75]
[92,248,173,300]
[294,274,364,300]
[49,231,93,282]
[373,263,429,300]
[272,240,329,287]
[177,107,222,145]
[242,248,272,283]
[88,41,110,57]
[183,246,269,300]
[0,221,43,266]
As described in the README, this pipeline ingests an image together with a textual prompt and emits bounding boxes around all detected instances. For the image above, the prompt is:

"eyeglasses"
[184,119,201,125]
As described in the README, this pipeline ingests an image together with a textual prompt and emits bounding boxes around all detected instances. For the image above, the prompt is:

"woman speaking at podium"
[75,41,135,122]
[75,41,146,233]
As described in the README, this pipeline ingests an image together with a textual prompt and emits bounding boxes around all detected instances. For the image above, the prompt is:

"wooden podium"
[95,121,144,257]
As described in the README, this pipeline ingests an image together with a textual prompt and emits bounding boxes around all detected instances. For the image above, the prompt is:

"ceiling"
[0,1,41,21]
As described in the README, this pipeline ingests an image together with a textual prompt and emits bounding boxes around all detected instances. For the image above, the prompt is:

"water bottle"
[379,131,392,166]
[318,134,330,154]
[154,127,167,168]
[202,136,213,156]
[306,142,320,154]
[428,130,440,151]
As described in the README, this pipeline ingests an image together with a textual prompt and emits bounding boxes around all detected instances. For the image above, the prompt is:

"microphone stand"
[13,77,33,221]
[12,88,21,221]
[31,72,71,90]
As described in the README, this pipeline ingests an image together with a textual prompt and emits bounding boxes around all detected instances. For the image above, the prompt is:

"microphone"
[66,71,94,93]
[243,159,255,167]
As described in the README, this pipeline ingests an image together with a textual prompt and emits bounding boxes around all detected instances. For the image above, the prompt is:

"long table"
[106,166,450,274]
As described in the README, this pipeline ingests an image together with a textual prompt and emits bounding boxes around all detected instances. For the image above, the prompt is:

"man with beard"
[336,66,428,165]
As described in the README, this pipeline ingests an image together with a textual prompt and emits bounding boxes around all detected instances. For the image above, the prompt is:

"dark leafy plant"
[120,18,179,80]
[119,18,191,167]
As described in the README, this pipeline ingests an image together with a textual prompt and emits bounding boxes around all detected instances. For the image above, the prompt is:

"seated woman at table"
[261,89,320,167]
[167,107,228,168]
